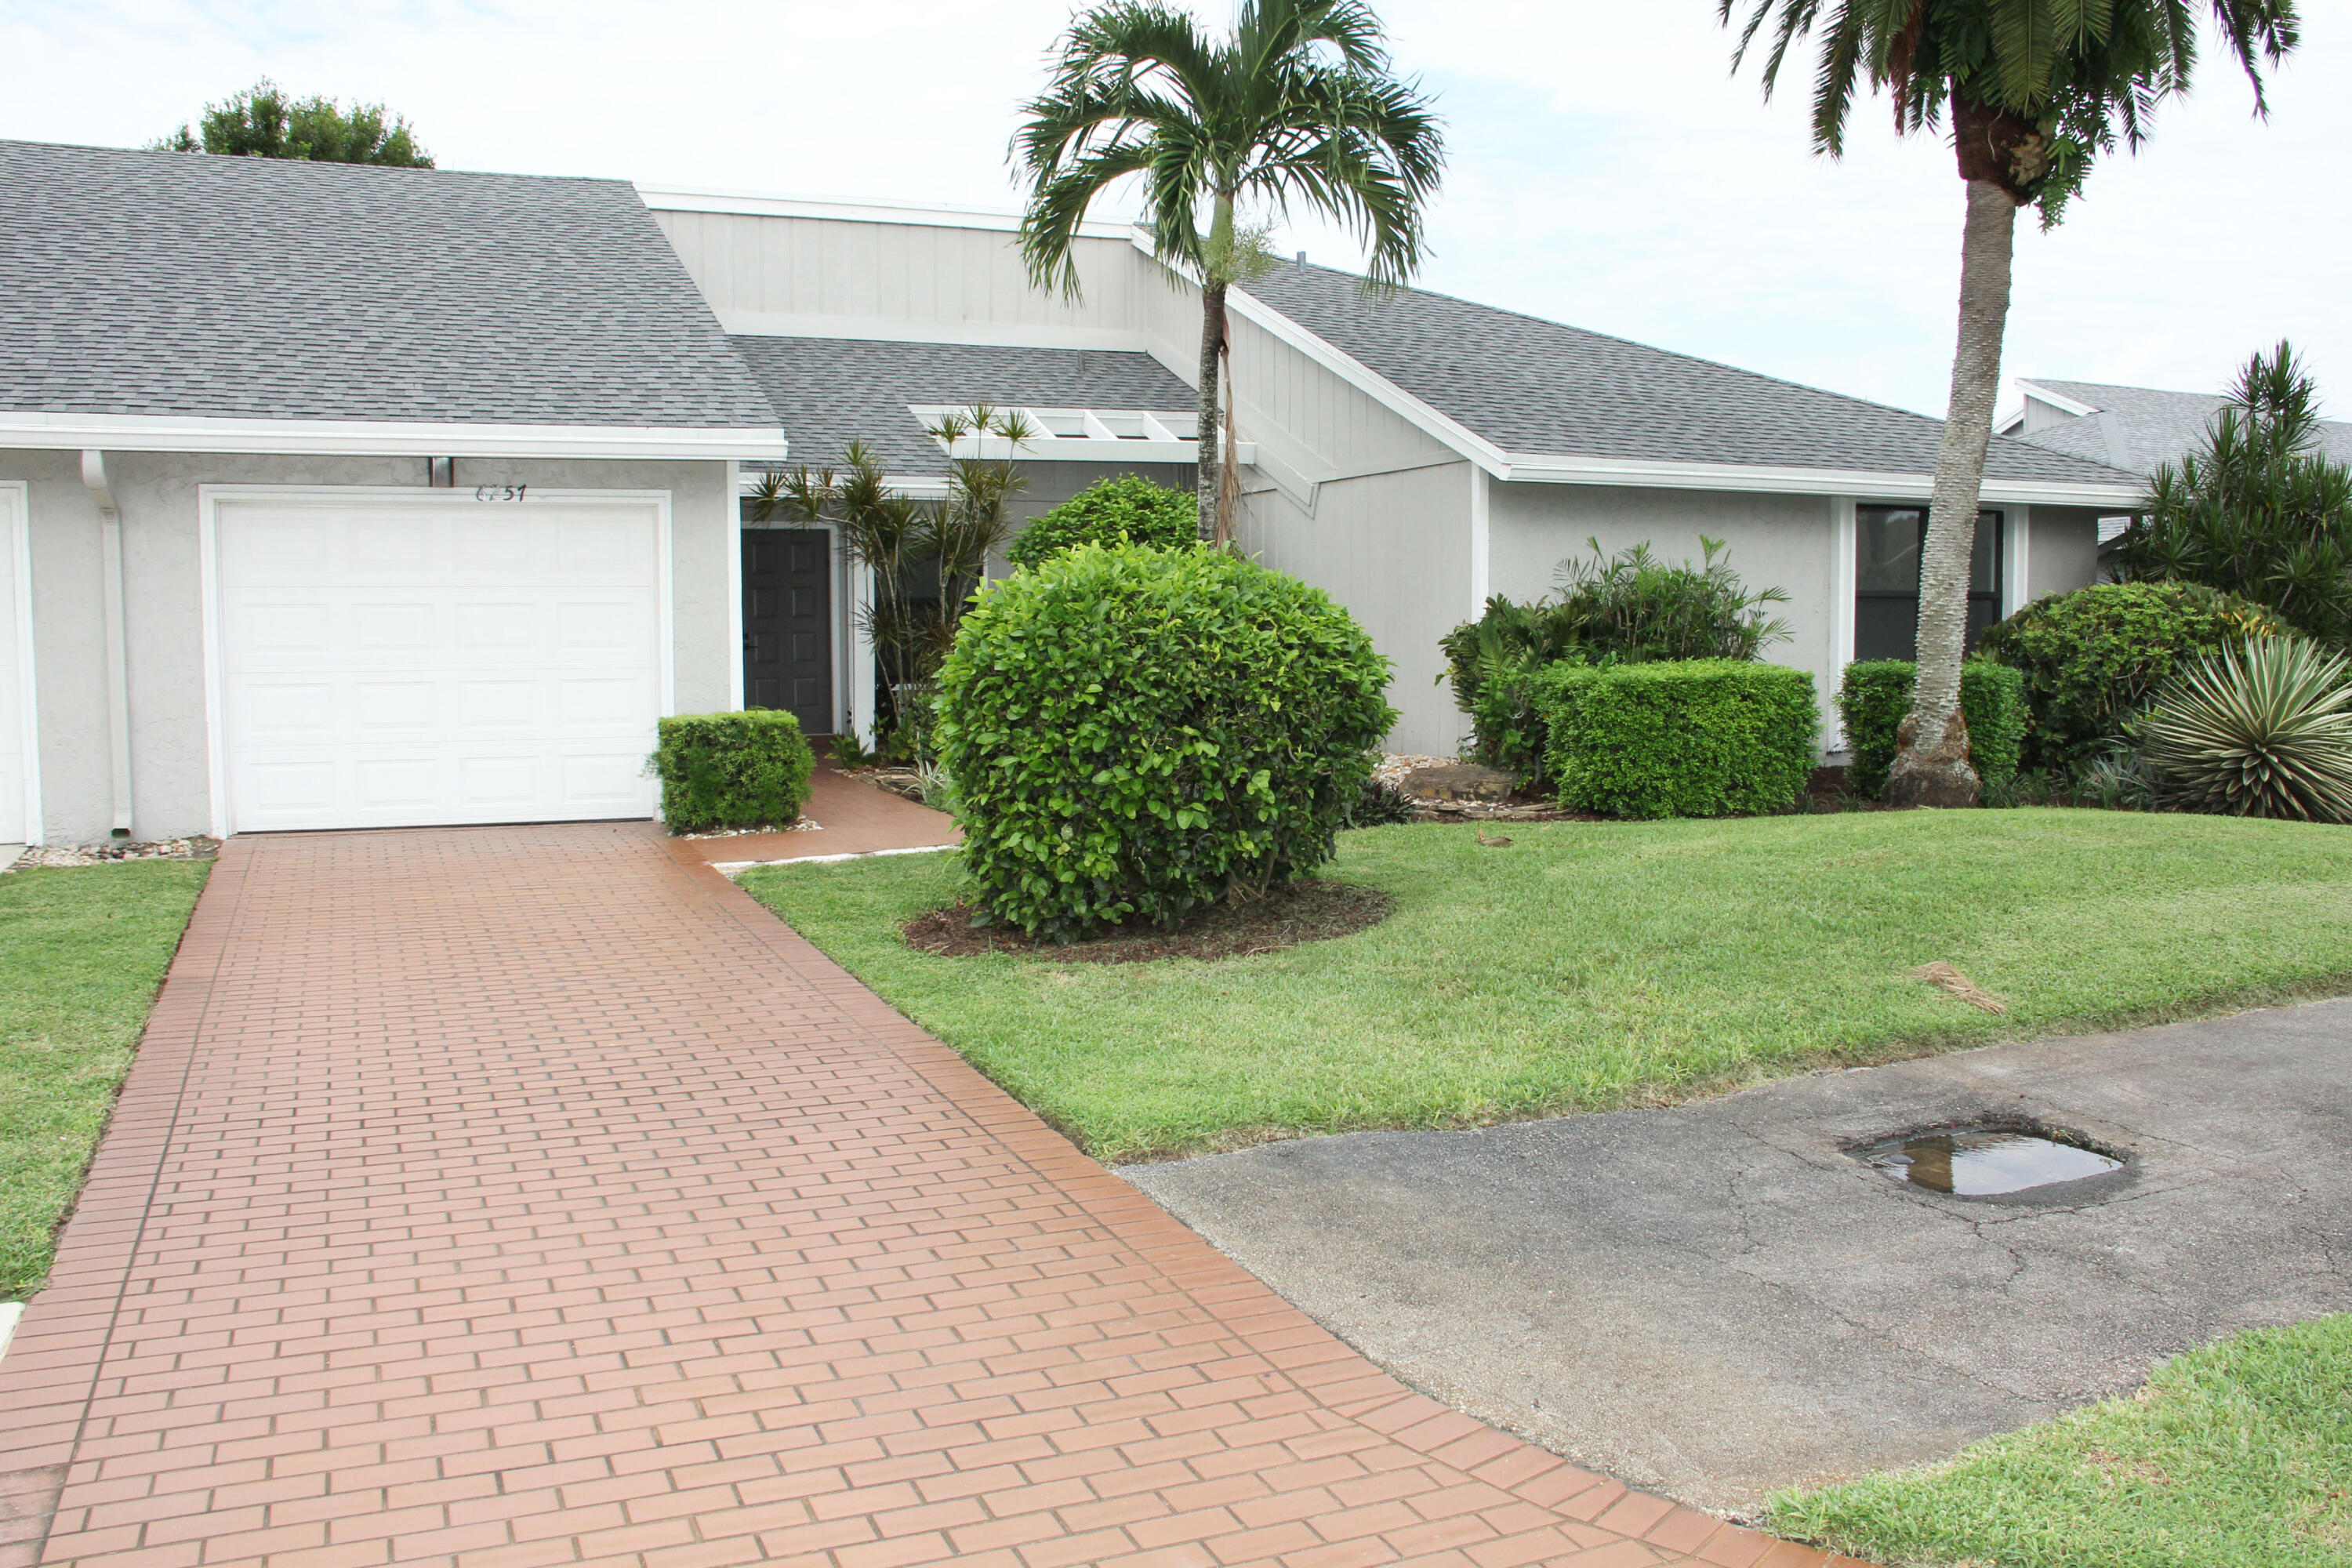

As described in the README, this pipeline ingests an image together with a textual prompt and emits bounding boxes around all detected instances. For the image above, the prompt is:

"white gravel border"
[712,844,960,877]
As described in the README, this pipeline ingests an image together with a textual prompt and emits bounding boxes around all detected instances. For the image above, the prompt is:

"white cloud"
[2,0,2340,419]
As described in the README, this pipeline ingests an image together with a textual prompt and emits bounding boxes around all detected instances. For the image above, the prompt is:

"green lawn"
[740,809,2352,1163]
[0,861,209,1300]
[1771,1314,2352,1568]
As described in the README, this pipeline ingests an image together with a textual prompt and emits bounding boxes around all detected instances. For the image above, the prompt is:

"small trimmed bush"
[1004,474,1198,570]
[936,544,1395,937]
[1837,659,2027,797]
[1979,582,2282,771]
[651,710,815,832]
[1539,659,1819,819]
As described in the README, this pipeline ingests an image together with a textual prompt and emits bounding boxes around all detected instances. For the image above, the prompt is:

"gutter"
[79,452,132,837]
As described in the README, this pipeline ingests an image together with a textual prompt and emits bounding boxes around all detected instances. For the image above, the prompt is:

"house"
[0,139,2143,846]
[2002,376,2352,477]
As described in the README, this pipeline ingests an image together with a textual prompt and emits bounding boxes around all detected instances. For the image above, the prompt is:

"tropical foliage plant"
[1720,0,2299,807]
[1978,580,2281,771]
[1014,0,1443,543]
[2140,637,2352,823]
[154,79,433,165]
[1440,537,1791,784]
[1006,473,1198,569]
[2110,342,2352,646]
[752,408,1035,756]
[935,543,1395,938]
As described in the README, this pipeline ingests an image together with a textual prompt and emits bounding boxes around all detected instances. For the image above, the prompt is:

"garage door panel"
[561,751,655,808]
[220,495,663,832]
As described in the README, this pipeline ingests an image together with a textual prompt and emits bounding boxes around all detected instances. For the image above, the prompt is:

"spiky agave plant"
[2140,637,2352,823]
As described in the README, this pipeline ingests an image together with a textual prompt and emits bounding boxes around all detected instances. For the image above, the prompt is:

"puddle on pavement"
[1861,1125,2124,1197]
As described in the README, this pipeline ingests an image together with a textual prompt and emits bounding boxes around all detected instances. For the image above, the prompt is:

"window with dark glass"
[1854,506,2003,662]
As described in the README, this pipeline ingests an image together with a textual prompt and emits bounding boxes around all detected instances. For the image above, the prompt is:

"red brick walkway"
[0,824,1860,1568]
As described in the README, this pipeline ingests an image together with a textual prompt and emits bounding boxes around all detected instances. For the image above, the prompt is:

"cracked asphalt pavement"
[1123,997,2352,1516]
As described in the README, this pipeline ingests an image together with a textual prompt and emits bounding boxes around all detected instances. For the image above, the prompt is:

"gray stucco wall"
[1488,481,1842,739]
[1241,459,1475,755]
[3,448,733,844]
[2026,506,2103,602]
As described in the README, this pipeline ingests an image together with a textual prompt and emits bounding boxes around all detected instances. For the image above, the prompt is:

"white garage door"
[215,492,666,833]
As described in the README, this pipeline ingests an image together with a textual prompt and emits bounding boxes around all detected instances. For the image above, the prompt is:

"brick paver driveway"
[0,825,1856,1568]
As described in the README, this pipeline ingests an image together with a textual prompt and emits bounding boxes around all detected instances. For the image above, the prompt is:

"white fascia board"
[716,310,1149,354]
[2011,379,2103,419]
[1494,451,2146,508]
[1220,296,1512,476]
[0,411,791,462]
[637,183,1136,241]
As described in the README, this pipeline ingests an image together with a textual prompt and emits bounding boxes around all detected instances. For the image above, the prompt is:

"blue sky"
[7,0,2343,421]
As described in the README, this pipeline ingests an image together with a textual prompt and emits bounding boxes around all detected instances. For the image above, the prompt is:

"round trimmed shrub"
[935,544,1396,937]
[1978,582,2282,771]
[1004,474,1198,570]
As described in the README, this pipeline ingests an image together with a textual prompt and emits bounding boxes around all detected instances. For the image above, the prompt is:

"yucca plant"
[2140,637,2352,822]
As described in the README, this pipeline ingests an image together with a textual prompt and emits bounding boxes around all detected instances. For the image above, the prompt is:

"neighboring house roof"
[1238,260,2137,495]
[729,336,1196,477]
[2008,376,2352,476]
[0,138,781,449]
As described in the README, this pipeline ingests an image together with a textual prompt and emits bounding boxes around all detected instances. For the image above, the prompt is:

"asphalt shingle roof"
[2015,377,2352,476]
[1240,261,2135,488]
[729,336,1196,476]
[0,138,777,430]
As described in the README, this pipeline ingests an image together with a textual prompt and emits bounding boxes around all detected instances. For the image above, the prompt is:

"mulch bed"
[902,879,1393,964]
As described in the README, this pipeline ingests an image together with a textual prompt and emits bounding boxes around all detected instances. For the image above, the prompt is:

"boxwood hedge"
[935,543,1395,937]
[1837,659,2026,797]
[651,710,815,832]
[1539,659,1818,819]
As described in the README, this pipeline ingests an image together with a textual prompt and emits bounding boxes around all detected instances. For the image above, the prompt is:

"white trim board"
[714,311,1151,354]
[195,485,677,839]
[1,482,38,845]
[724,461,745,713]
[637,184,1138,241]
[0,412,788,462]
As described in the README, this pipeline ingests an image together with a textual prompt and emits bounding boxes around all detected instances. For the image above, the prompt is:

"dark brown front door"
[742,528,833,736]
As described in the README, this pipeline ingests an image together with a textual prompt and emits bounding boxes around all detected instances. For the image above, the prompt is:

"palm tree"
[1720,1,2298,806]
[1014,0,1443,544]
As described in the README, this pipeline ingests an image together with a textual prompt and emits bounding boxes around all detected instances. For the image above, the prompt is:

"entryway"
[740,527,833,736]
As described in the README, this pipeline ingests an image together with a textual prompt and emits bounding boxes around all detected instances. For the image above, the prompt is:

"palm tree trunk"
[1196,282,1225,543]
[1888,176,2017,808]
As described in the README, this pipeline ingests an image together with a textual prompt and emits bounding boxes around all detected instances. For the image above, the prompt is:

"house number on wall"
[473,485,528,502]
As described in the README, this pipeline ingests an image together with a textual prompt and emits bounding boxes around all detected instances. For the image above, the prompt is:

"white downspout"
[81,451,132,837]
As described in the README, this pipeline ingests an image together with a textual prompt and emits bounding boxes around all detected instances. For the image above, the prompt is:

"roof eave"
[1497,452,2146,508]
[1217,255,2142,506]
[0,411,791,462]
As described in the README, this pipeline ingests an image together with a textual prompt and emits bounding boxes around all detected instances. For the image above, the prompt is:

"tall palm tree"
[1720,0,2298,805]
[1014,0,1443,543]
